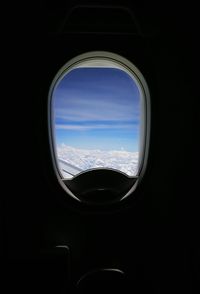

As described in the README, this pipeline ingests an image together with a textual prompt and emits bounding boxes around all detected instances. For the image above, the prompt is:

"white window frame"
[48,51,151,202]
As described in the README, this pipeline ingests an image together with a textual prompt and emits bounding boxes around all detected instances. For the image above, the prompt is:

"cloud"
[57,144,139,178]
[53,83,140,122]
[55,123,138,131]
[55,107,140,122]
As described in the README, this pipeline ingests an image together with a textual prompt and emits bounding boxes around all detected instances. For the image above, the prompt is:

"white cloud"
[53,89,140,122]
[57,144,139,178]
[55,123,138,131]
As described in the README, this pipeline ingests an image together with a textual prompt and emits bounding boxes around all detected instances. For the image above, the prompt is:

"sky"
[52,67,141,152]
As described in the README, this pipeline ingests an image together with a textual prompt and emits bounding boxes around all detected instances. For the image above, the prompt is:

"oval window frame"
[48,51,150,203]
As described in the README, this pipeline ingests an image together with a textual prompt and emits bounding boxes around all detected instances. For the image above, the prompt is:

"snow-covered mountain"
[57,143,139,178]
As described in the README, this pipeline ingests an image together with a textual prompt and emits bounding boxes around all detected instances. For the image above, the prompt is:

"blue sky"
[53,67,141,152]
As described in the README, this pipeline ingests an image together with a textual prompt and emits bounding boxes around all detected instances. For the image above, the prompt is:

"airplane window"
[49,52,150,203]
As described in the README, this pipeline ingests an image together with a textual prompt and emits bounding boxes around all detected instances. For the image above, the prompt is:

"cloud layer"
[57,144,139,179]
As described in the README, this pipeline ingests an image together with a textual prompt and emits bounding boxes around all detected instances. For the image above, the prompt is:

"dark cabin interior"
[3,1,199,293]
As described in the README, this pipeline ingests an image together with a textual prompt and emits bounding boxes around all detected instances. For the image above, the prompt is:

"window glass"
[52,65,141,179]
